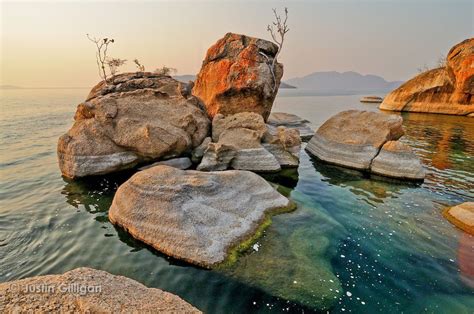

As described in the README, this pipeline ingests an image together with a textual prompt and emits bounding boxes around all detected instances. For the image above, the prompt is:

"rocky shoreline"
[33,33,471,310]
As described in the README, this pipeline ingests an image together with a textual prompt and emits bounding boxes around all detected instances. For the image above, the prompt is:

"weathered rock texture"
[198,112,300,171]
[371,141,425,180]
[58,72,210,178]
[192,33,283,121]
[306,110,424,180]
[380,38,474,116]
[108,166,292,268]
[443,202,474,235]
[0,267,200,313]
[262,126,301,167]
[267,112,314,141]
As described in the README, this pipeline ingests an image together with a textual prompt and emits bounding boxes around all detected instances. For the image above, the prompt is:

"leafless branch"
[266,7,289,92]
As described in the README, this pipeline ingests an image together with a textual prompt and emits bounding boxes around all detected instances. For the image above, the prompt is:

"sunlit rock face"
[192,33,283,121]
[443,202,474,235]
[0,267,201,313]
[305,110,425,180]
[380,38,474,116]
[108,165,292,268]
[57,73,210,179]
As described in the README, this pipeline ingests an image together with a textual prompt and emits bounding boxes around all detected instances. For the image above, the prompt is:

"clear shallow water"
[1,88,473,313]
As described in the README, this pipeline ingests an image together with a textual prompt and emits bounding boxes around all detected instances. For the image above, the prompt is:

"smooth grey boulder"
[108,166,293,268]
[306,110,424,180]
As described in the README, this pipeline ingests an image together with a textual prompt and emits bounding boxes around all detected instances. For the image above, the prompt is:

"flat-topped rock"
[108,166,293,268]
[267,112,314,141]
[58,73,210,178]
[306,110,404,170]
[192,33,283,121]
[380,38,474,116]
[0,267,200,313]
[443,202,474,235]
[371,141,425,180]
[306,110,424,180]
[360,96,383,103]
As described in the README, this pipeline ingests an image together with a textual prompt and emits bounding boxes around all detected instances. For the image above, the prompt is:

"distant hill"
[173,75,297,89]
[286,71,403,93]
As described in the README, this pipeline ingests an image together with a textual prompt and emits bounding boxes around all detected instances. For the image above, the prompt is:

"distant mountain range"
[175,71,401,93]
[285,71,403,93]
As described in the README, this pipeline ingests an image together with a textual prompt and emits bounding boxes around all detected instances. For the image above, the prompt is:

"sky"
[0,0,472,87]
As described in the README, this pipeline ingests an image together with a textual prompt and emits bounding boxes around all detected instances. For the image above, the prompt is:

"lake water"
[1,88,473,313]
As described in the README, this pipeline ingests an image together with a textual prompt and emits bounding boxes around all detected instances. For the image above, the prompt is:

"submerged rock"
[226,206,344,310]
[108,165,293,268]
[57,72,210,179]
[0,267,200,312]
[192,33,283,121]
[371,141,425,180]
[306,110,424,180]
[380,38,474,116]
[267,112,314,141]
[443,202,474,235]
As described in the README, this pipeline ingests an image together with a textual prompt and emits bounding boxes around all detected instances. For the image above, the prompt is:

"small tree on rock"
[87,34,126,84]
[263,7,289,92]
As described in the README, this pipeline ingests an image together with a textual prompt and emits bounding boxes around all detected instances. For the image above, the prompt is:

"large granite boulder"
[0,267,200,312]
[108,165,293,268]
[58,73,210,178]
[267,112,314,141]
[380,38,474,116]
[443,202,474,235]
[192,33,283,121]
[306,110,424,180]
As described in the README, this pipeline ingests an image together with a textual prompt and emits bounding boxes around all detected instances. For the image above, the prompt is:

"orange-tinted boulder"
[192,33,283,121]
[380,38,474,116]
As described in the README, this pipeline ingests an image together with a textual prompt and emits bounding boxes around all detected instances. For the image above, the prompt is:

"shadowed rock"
[0,267,200,312]
[380,38,474,116]
[192,33,283,121]
[267,112,314,141]
[198,112,281,172]
[58,73,210,178]
[138,157,192,171]
[108,165,292,268]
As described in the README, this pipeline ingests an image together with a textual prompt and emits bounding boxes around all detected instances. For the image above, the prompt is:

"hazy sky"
[1,0,472,87]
